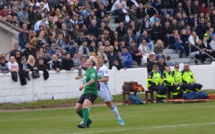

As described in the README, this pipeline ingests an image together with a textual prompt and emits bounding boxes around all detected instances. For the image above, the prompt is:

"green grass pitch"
[0,102,215,134]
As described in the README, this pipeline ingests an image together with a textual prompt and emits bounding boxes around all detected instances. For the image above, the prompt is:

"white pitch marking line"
[73,122,215,134]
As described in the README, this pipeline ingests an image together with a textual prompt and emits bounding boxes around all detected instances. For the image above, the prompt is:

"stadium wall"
[0,62,215,103]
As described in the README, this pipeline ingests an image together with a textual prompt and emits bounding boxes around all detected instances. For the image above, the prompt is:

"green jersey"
[82,68,98,95]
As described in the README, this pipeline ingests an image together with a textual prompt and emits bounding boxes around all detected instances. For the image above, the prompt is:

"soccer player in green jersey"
[75,57,98,128]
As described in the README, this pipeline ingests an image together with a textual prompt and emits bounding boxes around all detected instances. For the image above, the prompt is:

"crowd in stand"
[1,0,215,77]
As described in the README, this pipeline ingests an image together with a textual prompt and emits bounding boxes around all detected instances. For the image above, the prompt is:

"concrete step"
[167,53,179,59]
[171,58,190,64]
[163,49,175,54]
[110,23,118,31]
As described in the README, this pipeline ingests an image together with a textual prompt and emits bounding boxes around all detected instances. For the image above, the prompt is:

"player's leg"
[75,94,85,118]
[78,94,97,128]
[99,90,125,125]
[106,101,125,125]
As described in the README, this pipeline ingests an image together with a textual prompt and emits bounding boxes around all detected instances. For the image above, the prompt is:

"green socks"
[82,108,89,125]
[77,110,83,118]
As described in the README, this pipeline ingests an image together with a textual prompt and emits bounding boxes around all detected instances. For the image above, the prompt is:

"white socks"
[111,105,121,120]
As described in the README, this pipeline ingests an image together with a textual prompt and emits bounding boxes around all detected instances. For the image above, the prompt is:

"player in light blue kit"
[96,54,125,125]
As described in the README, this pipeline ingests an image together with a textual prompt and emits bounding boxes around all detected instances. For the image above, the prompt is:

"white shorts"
[98,89,113,102]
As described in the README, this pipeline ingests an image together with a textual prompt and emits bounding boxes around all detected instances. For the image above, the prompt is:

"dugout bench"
[122,90,154,105]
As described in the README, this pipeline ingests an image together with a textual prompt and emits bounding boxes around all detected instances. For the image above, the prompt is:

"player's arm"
[75,75,84,80]
[79,73,96,91]
[98,68,109,82]
[83,79,95,87]
[98,76,109,82]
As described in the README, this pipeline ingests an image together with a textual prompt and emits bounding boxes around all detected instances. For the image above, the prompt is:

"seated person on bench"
[162,66,182,99]
[181,64,203,93]
[147,65,167,103]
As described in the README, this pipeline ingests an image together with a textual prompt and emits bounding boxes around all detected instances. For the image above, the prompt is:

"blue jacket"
[122,52,133,68]
[18,32,30,49]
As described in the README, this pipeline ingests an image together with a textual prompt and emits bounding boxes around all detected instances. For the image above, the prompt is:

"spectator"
[18,7,29,26]
[162,21,173,48]
[157,57,166,75]
[190,39,203,65]
[174,2,185,15]
[200,3,209,14]
[151,20,162,42]
[192,0,200,14]
[26,55,38,72]
[166,55,175,66]
[180,29,190,57]
[128,41,142,66]
[10,43,22,57]
[111,0,127,12]
[123,28,135,47]
[79,41,90,57]
[140,14,152,34]
[188,31,199,46]
[117,3,130,24]
[48,54,61,72]
[19,56,30,81]
[72,53,82,76]
[23,42,36,59]
[107,45,122,69]
[37,58,48,71]
[18,24,30,50]
[80,56,87,71]
[7,56,19,73]
[152,0,165,17]
[184,0,194,16]
[62,53,74,71]
[0,57,9,74]
[88,41,98,53]
[147,54,156,73]
[145,2,158,18]
[196,18,207,40]
[0,5,9,18]
[34,5,42,22]
[113,41,122,53]
[15,51,22,65]
[136,3,145,19]
[154,39,165,60]
[34,17,47,31]
[169,30,184,58]
[138,39,152,57]
[137,30,152,50]
[97,46,109,68]
[87,20,99,37]
[0,53,8,63]
[121,47,132,68]
[115,22,127,40]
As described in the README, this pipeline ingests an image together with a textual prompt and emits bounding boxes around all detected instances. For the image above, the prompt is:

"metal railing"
[189,43,215,64]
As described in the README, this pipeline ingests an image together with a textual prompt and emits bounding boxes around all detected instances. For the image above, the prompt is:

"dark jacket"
[123,33,135,47]
[107,52,122,69]
[48,60,62,70]
[62,58,74,70]
[87,25,99,37]
[18,32,30,49]
[117,9,128,22]
[115,26,127,38]
[27,63,37,71]
[23,48,36,59]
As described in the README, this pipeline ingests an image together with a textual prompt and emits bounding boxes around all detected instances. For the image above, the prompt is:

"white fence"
[0,62,215,103]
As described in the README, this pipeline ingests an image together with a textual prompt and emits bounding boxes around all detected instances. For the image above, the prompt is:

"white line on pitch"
[73,122,215,134]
